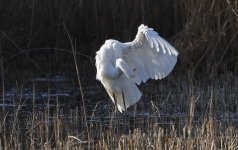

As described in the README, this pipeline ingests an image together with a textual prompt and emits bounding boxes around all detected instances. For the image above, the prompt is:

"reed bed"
[0,0,238,149]
[0,72,238,149]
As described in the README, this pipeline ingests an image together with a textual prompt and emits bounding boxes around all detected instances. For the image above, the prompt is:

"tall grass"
[177,0,238,76]
[0,0,238,149]
[0,72,238,149]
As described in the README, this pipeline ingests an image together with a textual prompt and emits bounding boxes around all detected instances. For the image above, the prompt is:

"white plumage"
[95,24,179,112]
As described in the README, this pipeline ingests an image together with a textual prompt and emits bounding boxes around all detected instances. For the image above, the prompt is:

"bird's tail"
[104,75,141,113]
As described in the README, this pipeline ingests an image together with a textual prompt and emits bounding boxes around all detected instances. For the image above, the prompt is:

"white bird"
[95,24,179,113]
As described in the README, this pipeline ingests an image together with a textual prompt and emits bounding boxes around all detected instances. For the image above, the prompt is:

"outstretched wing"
[123,24,179,85]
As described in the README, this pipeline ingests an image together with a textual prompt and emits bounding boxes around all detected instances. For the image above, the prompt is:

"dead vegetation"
[0,0,238,149]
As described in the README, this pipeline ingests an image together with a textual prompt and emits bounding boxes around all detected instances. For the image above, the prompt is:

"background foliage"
[0,0,237,80]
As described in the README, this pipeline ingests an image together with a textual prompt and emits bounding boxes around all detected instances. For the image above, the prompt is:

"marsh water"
[0,75,190,132]
[1,74,237,125]
[1,74,238,149]
[0,75,178,120]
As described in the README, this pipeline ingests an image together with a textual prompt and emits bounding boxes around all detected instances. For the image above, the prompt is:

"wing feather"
[123,24,178,84]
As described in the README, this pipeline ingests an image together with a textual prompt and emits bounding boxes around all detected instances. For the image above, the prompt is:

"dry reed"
[0,0,238,149]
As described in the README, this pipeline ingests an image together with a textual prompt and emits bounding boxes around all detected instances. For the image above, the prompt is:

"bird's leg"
[113,93,117,114]
[122,91,128,134]
[113,93,119,139]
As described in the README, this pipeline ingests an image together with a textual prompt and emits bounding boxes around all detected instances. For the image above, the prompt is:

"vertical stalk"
[0,34,7,150]
[30,81,35,149]
[64,24,90,147]
[27,0,35,49]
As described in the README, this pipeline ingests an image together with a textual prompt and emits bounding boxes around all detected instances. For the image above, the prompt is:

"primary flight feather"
[95,24,179,112]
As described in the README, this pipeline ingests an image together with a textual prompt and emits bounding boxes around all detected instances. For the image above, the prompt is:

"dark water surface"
[0,75,104,118]
[1,75,238,149]
[1,75,238,125]
[0,75,192,134]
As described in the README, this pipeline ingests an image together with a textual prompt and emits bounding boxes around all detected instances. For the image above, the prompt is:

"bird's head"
[138,24,147,30]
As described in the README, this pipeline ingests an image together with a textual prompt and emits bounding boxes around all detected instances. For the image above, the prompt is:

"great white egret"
[95,24,179,113]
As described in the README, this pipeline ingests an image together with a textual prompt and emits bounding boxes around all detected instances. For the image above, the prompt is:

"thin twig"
[0,29,47,75]
[4,47,95,62]
[63,24,90,145]
[68,136,88,143]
